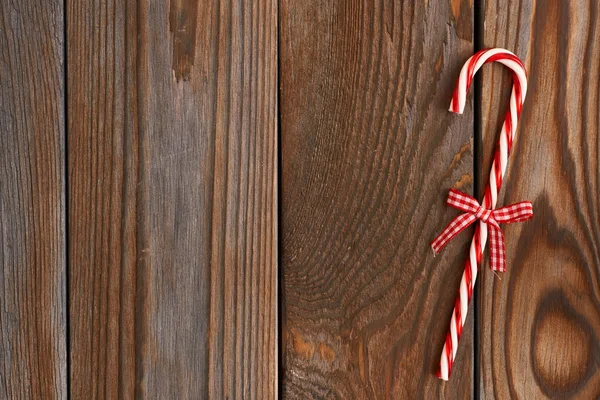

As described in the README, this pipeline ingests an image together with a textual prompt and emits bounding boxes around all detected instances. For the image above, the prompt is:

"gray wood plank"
[68,0,278,398]
[136,1,278,397]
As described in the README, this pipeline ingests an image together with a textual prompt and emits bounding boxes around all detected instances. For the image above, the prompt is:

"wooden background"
[0,0,598,399]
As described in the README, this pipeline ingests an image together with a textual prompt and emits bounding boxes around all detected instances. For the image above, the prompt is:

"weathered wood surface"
[68,0,278,398]
[478,0,600,398]
[67,0,138,397]
[4,0,600,397]
[280,0,475,397]
[0,1,67,398]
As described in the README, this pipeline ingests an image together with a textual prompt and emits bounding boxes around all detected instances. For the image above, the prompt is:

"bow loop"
[491,201,533,224]
[447,188,480,213]
[431,190,533,272]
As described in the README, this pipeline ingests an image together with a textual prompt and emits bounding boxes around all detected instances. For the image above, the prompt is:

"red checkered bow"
[431,189,533,272]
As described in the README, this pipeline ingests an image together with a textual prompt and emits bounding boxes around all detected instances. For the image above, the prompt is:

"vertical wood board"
[280,0,476,397]
[478,0,600,398]
[0,1,67,398]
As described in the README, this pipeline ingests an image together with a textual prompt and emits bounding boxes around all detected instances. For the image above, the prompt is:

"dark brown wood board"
[0,1,67,398]
[68,0,278,398]
[478,0,600,398]
[280,0,475,397]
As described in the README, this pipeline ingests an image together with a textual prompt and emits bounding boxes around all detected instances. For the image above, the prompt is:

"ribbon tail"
[488,224,507,273]
[431,213,477,254]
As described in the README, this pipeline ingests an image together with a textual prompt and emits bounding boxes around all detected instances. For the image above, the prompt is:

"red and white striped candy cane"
[437,48,528,381]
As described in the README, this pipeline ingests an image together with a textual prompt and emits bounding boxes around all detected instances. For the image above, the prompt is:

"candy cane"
[435,48,528,381]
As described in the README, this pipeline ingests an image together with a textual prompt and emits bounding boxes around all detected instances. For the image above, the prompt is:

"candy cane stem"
[438,48,527,380]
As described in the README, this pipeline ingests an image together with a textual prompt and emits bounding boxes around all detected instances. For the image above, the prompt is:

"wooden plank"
[67,0,138,397]
[280,0,475,397]
[137,1,278,396]
[136,0,278,396]
[0,1,67,398]
[478,0,600,398]
[68,0,278,398]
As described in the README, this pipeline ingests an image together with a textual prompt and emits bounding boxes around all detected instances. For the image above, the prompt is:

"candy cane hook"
[433,48,531,381]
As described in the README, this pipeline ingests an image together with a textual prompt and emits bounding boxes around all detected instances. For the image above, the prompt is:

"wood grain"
[68,0,278,398]
[478,0,600,398]
[136,0,277,397]
[280,0,475,397]
[67,0,138,397]
[0,1,67,398]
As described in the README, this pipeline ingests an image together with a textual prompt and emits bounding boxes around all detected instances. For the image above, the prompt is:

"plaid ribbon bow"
[431,189,533,272]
